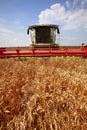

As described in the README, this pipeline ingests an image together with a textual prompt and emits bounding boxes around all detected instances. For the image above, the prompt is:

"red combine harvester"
[0,24,87,58]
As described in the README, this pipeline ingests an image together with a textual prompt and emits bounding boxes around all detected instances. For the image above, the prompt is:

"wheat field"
[0,57,87,130]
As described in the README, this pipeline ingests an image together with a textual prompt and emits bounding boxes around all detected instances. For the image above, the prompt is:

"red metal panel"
[0,47,87,58]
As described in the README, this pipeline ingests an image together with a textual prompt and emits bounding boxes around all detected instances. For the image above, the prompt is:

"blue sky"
[0,0,87,47]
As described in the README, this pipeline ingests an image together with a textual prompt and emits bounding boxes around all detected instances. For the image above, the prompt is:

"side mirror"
[57,28,60,34]
[27,28,29,34]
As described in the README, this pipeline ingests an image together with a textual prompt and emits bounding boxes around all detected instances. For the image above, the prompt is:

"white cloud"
[38,3,87,31]
[63,8,87,30]
[66,0,87,9]
[39,3,68,24]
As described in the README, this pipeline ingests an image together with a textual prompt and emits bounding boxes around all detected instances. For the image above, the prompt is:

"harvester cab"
[27,24,60,45]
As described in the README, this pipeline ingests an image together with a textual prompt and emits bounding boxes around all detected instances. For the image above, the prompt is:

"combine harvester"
[0,24,87,58]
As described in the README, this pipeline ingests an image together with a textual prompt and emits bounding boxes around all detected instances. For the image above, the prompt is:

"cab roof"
[29,24,59,29]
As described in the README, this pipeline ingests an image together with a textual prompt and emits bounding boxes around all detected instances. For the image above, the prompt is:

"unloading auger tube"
[0,24,87,58]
